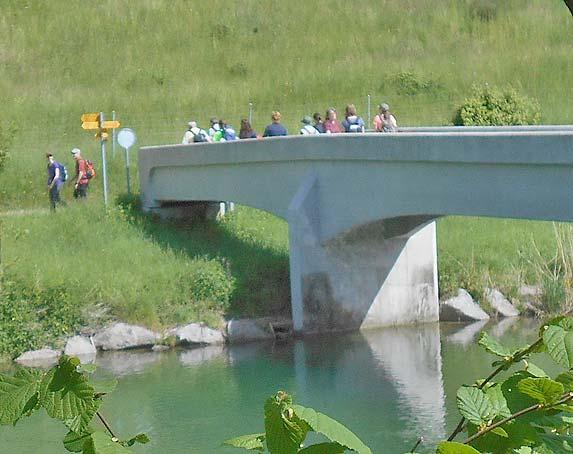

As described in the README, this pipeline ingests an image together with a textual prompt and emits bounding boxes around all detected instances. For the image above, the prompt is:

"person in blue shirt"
[46,153,65,211]
[263,111,288,137]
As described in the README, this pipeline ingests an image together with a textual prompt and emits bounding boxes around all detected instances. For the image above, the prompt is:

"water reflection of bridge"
[140,126,573,333]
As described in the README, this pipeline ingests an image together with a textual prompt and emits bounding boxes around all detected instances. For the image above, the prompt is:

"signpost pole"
[112,110,117,158]
[117,128,137,197]
[367,94,371,131]
[248,102,253,125]
[100,112,109,207]
[125,146,131,195]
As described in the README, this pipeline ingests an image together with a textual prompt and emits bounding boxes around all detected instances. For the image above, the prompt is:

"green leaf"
[502,372,539,422]
[39,356,97,434]
[539,433,573,452]
[478,332,513,358]
[293,404,372,454]
[121,433,150,447]
[543,325,573,368]
[83,431,132,454]
[556,371,573,391]
[486,384,512,418]
[65,398,100,434]
[456,386,494,426]
[63,429,93,453]
[223,433,265,452]
[436,441,481,453]
[518,378,564,404]
[491,427,509,438]
[264,392,307,454]
[0,368,42,425]
[298,442,346,453]
[524,362,548,378]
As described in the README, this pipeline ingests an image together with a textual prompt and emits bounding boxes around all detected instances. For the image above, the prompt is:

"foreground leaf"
[223,433,265,452]
[543,324,573,368]
[0,368,42,425]
[518,378,564,405]
[63,429,93,452]
[293,405,372,454]
[478,332,513,358]
[121,433,150,447]
[264,392,307,454]
[456,386,494,426]
[39,356,96,434]
[436,441,480,453]
[486,384,512,418]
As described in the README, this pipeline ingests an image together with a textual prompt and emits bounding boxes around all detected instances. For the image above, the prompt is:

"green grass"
[0,0,572,209]
[0,202,289,332]
[0,0,572,355]
[437,216,562,301]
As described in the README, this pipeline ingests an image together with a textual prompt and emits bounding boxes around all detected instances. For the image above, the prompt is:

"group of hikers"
[181,102,398,144]
[46,148,95,210]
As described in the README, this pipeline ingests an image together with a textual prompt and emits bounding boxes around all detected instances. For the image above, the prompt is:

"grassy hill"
[0,0,571,356]
[1,0,571,207]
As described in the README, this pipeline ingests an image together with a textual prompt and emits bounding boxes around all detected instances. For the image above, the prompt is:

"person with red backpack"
[71,148,94,199]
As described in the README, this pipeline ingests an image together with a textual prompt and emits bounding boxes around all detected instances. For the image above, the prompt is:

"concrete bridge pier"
[288,172,439,334]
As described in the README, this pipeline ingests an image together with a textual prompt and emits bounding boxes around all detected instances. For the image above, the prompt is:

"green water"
[0,319,543,453]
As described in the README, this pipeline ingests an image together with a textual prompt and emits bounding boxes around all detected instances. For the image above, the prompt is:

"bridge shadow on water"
[122,200,291,319]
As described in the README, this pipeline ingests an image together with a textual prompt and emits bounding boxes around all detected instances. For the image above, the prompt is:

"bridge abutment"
[288,173,439,334]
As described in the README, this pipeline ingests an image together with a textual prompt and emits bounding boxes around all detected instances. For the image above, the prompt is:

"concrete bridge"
[139,126,573,334]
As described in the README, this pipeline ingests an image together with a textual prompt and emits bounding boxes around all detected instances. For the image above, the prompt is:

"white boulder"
[226,319,275,343]
[64,336,97,359]
[93,323,160,351]
[166,323,224,345]
[440,289,490,322]
[15,348,61,368]
[485,288,519,317]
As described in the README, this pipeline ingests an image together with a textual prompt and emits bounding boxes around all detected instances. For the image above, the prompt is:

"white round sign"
[117,128,137,149]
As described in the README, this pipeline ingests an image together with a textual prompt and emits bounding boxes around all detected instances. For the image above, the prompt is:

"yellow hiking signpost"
[80,111,121,207]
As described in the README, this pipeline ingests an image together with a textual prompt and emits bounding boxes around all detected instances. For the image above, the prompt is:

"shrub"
[385,71,440,96]
[0,277,85,358]
[454,84,541,126]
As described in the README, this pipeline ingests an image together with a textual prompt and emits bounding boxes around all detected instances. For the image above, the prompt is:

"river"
[0,319,543,453]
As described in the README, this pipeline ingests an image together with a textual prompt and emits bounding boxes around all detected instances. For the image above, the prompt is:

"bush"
[385,71,440,96]
[0,277,85,358]
[454,84,541,126]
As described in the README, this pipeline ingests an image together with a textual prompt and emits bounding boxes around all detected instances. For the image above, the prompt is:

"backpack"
[56,162,68,182]
[223,127,237,141]
[85,160,96,179]
[192,130,207,143]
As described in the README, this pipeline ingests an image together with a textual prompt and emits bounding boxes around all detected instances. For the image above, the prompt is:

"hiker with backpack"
[46,153,67,210]
[342,104,365,133]
[182,121,210,144]
[373,103,398,132]
[71,148,94,199]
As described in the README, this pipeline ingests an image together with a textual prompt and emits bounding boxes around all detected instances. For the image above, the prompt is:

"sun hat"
[301,116,312,124]
[379,103,390,112]
[188,121,197,128]
[71,148,81,155]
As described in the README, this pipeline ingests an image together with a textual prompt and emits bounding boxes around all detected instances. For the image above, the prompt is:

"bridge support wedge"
[288,172,439,334]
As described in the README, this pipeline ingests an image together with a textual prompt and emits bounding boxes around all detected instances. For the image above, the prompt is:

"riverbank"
[0,197,565,359]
